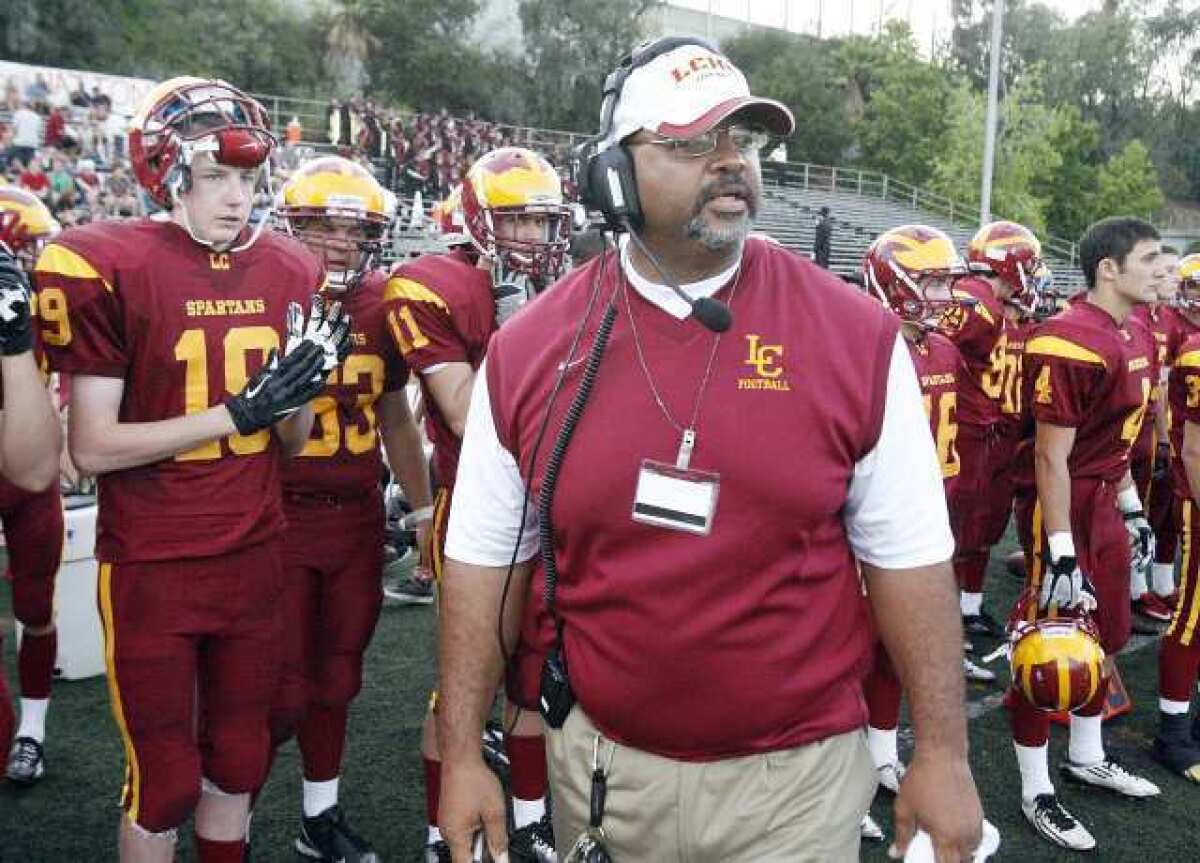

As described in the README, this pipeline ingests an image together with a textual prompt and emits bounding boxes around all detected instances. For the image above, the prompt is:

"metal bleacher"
[756,162,1086,294]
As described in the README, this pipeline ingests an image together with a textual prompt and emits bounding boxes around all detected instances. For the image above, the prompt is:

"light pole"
[980,0,1005,224]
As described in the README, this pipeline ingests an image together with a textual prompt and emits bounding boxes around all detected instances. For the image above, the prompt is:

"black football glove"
[224,342,327,435]
[0,247,34,356]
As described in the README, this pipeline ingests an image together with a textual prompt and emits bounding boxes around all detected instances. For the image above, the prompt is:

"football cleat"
[1020,793,1095,851]
[5,736,46,786]
[860,813,885,841]
[1152,714,1200,783]
[1133,592,1172,623]
[1060,757,1161,797]
[963,611,1004,638]
[964,657,997,683]
[877,761,905,795]
[509,813,558,862]
[294,805,379,862]
[426,839,453,863]
[383,572,435,606]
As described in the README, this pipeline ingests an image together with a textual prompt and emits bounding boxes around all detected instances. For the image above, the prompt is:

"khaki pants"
[546,707,876,862]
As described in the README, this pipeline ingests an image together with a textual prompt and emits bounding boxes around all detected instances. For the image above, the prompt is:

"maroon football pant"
[1132,430,1178,566]
[1161,496,1200,702]
[429,485,451,584]
[98,541,284,832]
[949,424,1018,594]
[0,633,13,756]
[273,491,384,781]
[1010,482,1128,746]
[3,486,64,698]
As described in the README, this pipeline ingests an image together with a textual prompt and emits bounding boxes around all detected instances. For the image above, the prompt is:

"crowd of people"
[5,37,1200,863]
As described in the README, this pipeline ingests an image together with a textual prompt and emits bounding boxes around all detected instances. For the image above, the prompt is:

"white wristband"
[1117,486,1142,514]
[408,505,434,522]
[1047,531,1076,561]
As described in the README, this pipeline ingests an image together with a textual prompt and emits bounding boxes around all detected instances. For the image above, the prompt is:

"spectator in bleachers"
[18,155,50,202]
[23,74,49,110]
[9,102,41,168]
[814,205,833,269]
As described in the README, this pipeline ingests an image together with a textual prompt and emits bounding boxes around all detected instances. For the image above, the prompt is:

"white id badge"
[632,459,720,535]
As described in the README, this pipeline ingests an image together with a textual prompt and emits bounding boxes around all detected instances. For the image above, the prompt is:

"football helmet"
[1008,588,1106,713]
[967,221,1049,314]
[1177,254,1200,312]
[129,76,275,210]
[862,224,967,324]
[460,147,571,282]
[278,156,394,291]
[0,188,59,272]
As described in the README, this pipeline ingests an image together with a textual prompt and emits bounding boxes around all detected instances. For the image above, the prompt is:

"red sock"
[506,733,549,801]
[424,756,442,827]
[194,835,245,862]
[1006,688,1051,747]
[298,703,349,782]
[0,636,14,754]
[18,630,55,699]
[1160,637,1200,703]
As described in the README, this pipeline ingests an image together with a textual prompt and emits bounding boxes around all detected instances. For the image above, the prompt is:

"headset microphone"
[622,222,733,333]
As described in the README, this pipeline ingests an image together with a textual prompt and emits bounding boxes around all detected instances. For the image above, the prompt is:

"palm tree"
[326,0,379,97]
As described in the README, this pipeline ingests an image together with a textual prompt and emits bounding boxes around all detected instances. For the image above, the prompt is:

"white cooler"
[16,500,105,680]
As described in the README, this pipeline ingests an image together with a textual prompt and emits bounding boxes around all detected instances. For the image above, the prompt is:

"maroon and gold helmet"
[967,221,1049,313]
[460,147,571,282]
[129,76,275,208]
[0,187,60,272]
[1008,588,1106,714]
[862,224,966,324]
[1177,254,1200,312]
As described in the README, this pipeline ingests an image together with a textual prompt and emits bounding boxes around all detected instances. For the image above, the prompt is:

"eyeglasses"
[631,125,771,158]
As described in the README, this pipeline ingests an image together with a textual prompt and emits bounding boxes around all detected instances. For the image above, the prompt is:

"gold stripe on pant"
[546,707,876,862]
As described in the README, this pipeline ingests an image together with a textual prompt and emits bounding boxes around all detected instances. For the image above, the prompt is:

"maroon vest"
[487,238,899,759]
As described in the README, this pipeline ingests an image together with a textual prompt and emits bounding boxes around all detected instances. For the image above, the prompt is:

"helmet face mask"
[863,224,966,327]
[461,147,572,285]
[1176,255,1200,316]
[289,216,385,292]
[968,220,1046,312]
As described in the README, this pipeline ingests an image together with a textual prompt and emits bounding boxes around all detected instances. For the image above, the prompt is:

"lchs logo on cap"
[739,334,791,391]
[670,54,736,84]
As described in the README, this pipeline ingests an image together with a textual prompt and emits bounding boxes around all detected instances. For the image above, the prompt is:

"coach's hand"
[440,756,509,863]
[891,749,983,862]
[224,343,326,435]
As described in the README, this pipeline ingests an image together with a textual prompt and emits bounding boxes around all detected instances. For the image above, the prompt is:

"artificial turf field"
[2,528,1198,861]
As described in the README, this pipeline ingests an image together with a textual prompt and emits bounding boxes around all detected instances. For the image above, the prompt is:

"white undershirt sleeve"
[443,357,540,567]
[844,333,955,569]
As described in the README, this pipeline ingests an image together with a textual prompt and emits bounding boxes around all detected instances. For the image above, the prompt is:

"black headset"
[572,36,721,231]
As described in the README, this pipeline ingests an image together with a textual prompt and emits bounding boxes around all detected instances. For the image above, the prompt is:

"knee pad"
[201,731,270,795]
[12,575,54,629]
[313,652,364,708]
[132,765,202,834]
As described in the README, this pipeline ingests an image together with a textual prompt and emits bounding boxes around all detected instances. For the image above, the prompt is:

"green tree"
[1093,139,1164,220]
[1040,107,1102,241]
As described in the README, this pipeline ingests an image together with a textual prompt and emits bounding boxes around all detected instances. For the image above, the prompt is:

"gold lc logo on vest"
[208,252,232,270]
[738,335,792,391]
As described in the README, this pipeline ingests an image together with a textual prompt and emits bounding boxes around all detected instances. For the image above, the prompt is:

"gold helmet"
[0,187,60,273]
[278,156,394,290]
[1178,254,1200,312]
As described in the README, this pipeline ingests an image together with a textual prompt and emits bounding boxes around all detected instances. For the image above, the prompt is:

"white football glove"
[1039,553,1098,614]
[491,258,534,328]
[285,294,351,373]
[1123,509,1156,575]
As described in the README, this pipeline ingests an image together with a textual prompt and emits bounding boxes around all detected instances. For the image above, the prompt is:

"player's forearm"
[69,404,237,474]
[864,560,968,759]
[381,421,432,510]
[437,558,530,762]
[274,404,314,457]
[1034,443,1073,535]
[0,353,62,491]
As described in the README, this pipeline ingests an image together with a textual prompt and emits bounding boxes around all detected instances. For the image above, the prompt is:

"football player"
[859,224,969,840]
[0,188,65,788]
[35,77,348,863]
[383,146,569,863]
[1152,253,1200,781]
[1009,217,1163,852]
[940,221,1045,642]
[267,155,433,861]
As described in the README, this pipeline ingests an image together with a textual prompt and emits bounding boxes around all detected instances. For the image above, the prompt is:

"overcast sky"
[668,0,1107,52]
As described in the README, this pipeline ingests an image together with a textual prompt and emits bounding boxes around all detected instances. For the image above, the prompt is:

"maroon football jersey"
[381,248,494,490]
[906,330,961,486]
[1126,311,1160,459]
[999,317,1034,433]
[488,238,898,759]
[1023,300,1154,484]
[941,276,1007,426]
[283,269,409,497]
[35,219,322,563]
[1169,332,1200,495]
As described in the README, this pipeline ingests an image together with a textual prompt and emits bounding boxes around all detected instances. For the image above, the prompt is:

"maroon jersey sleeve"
[942,279,1003,359]
[382,270,471,371]
[1024,329,1108,427]
[1174,338,1200,426]
[33,238,127,377]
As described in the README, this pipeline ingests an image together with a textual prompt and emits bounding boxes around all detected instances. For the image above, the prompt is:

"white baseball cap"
[606,42,795,147]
